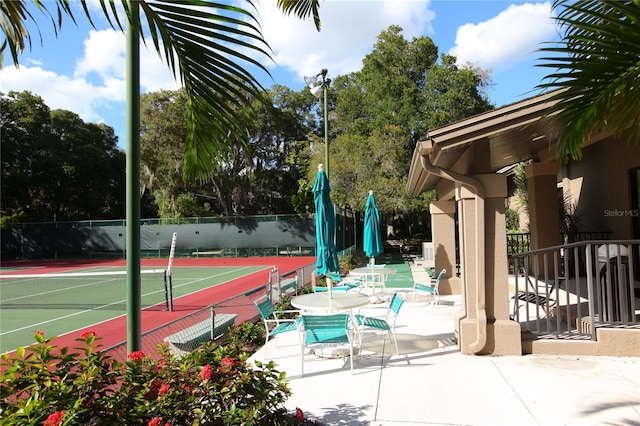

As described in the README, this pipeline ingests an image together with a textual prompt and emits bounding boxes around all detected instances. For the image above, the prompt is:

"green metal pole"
[126,0,142,353]
[323,84,329,179]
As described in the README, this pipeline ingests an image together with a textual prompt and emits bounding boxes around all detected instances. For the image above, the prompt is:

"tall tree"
[139,89,191,216]
[139,85,315,217]
[536,0,640,161]
[1,0,323,178]
[1,90,126,223]
[308,25,493,225]
[50,110,125,220]
[1,91,55,223]
[245,85,314,214]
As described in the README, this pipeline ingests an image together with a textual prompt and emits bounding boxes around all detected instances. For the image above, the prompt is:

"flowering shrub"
[0,331,301,425]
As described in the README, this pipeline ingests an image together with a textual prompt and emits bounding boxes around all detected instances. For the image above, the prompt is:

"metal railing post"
[585,244,597,341]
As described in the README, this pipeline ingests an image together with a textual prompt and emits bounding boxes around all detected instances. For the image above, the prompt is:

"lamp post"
[304,69,331,177]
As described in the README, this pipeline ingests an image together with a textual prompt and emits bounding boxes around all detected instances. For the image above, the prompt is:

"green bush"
[227,321,265,349]
[505,207,521,232]
[339,250,367,274]
[0,331,311,425]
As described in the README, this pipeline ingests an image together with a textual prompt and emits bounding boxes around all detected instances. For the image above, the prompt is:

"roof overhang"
[407,90,565,194]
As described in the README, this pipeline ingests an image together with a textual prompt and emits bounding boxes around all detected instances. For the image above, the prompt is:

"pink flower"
[44,411,65,426]
[158,383,170,395]
[296,407,305,421]
[221,357,235,368]
[148,417,162,426]
[81,330,96,339]
[128,351,145,362]
[201,364,212,381]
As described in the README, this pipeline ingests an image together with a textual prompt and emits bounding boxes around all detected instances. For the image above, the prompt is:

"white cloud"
[1,28,179,130]
[0,65,113,124]
[449,2,556,70]
[74,29,179,93]
[75,30,126,81]
[253,0,436,85]
[1,1,557,141]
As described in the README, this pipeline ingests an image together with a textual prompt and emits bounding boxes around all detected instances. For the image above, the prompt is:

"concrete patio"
[249,277,640,425]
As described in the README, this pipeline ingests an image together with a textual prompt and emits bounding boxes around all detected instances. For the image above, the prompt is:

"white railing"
[508,240,639,340]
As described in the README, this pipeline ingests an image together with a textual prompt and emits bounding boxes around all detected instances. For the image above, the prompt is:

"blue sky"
[0,1,560,149]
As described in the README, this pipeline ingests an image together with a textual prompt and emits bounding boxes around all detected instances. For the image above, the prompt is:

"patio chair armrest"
[264,317,298,326]
[413,282,435,292]
[355,314,390,328]
[354,313,374,326]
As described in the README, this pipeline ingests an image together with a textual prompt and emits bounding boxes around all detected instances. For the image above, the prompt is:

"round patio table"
[291,292,371,313]
[348,267,397,297]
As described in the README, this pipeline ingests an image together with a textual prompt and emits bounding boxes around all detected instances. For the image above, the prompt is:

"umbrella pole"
[326,276,333,299]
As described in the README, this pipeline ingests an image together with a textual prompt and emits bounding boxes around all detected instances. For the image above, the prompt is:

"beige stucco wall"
[567,134,640,239]
[526,162,561,250]
[430,200,461,295]
[523,328,640,357]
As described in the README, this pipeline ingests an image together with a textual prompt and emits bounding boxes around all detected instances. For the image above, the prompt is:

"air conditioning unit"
[414,241,435,270]
[422,242,435,269]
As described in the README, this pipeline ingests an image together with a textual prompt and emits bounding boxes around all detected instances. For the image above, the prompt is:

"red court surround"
[1,256,314,356]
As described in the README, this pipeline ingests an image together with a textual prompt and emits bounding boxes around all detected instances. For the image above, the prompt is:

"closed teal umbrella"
[313,164,340,297]
[364,190,384,265]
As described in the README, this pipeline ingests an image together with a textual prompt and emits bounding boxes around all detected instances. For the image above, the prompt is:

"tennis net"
[0,269,170,310]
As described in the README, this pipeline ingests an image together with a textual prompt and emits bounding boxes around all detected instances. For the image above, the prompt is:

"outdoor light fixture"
[304,69,331,177]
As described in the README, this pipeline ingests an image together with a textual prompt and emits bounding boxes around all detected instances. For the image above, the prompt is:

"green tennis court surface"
[374,253,415,288]
[0,265,263,353]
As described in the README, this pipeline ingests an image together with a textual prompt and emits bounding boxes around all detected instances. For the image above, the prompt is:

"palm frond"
[536,0,640,161]
[277,0,321,30]
[135,0,272,179]
[1,0,49,67]
[2,0,323,180]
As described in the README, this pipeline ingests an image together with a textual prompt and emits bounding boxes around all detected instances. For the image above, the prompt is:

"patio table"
[291,292,371,313]
[348,267,397,297]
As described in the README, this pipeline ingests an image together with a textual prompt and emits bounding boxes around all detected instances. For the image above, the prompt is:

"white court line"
[1,266,262,337]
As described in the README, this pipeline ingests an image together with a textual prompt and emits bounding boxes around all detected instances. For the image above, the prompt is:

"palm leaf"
[134,0,273,179]
[0,0,52,66]
[2,0,323,179]
[277,0,321,30]
[536,0,640,161]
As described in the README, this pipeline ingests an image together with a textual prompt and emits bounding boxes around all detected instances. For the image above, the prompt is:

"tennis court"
[0,262,266,354]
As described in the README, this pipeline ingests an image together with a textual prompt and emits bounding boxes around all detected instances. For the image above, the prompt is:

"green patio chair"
[355,292,405,354]
[412,268,446,303]
[254,298,300,358]
[299,313,355,375]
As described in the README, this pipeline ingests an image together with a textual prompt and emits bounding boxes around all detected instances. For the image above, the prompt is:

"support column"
[526,162,560,250]
[430,200,460,294]
[455,174,521,355]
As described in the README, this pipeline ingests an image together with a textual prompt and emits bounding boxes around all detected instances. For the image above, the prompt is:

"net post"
[165,232,177,312]
[164,271,173,312]
[168,274,173,312]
